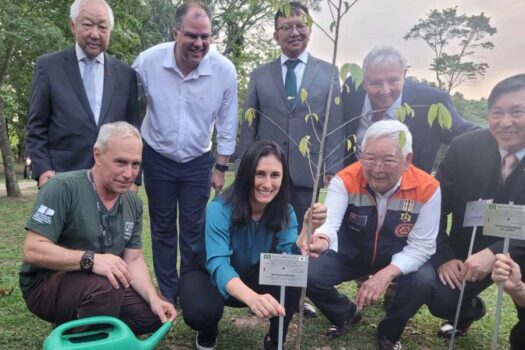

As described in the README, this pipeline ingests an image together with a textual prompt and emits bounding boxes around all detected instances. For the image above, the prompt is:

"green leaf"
[346,134,357,152]
[399,131,407,149]
[271,0,280,11]
[335,96,341,105]
[283,3,291,17]
[405,103,415,118]
[348,63,363,89]
[428,104,438,127]
[305,113,310,122]
[330,21,336,32]
[437,103,453,129]
[245,107,256,127]
[299,136,311,158]
[249,0,257,7]
[300,88,308,103]
[312,113,319,123]
[306,14,313,29]
[340,63,351,82]
[395,105,407,122]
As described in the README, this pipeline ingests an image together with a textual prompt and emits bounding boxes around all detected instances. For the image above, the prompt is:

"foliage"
[404,7,497,92]
[451,92,488,128]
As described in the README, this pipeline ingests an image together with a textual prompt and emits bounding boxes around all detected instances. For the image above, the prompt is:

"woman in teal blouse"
[179,140,326,350]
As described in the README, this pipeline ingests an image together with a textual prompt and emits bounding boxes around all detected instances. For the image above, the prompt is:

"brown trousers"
[25,271,161,335]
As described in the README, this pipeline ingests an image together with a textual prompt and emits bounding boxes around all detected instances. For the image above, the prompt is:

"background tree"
[404,7,496,93]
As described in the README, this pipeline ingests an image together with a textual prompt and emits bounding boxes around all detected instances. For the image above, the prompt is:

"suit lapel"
[98,53,115,126]
[64,47,95,123]
[269,58,289,107]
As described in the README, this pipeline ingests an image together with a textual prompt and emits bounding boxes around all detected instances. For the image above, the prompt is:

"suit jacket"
[430,129,525,267]
[238,54,344,188]
[342,78,477,172]
[26,47,139,179]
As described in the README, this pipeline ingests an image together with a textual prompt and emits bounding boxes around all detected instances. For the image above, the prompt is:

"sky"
[307,0,525,100]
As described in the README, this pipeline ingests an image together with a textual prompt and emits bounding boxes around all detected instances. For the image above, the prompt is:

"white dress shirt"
[133,42,238,163]
[279,51,309,94]
[75,43,104,124]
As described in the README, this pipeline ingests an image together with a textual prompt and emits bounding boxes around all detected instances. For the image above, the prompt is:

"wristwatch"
[80,250,95,272]
[214,163,228,172]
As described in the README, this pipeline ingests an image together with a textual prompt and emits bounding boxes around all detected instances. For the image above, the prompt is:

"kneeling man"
[19,122,176,334]
[302,120,440,350]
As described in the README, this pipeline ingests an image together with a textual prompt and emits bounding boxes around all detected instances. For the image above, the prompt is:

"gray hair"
[70,0,115,29]
[362,46,408,77]
[362,120,413,158]
[95,122,141,153]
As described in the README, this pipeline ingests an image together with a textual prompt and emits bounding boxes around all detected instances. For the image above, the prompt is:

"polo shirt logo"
[124,222,134,241]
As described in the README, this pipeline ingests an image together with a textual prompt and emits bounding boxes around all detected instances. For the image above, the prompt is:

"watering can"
[43,316,172,350]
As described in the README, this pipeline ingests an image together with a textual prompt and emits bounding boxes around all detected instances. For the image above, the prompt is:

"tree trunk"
[0,96,22,197]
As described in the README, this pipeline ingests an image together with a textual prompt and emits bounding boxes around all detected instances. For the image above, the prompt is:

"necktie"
[82,58,97,120]
[501,153,518,181]
[285,59,300,107]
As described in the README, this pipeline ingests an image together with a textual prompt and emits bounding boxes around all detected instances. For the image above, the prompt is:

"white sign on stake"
[259,253,308,288]
[463,200,489,227]
[483,203,525,240]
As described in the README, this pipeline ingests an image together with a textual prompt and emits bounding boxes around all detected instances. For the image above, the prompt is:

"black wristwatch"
[80,250,95,272]
[214,163,228,172]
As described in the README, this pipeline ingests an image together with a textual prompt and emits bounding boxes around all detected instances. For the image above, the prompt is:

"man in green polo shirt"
[19,121,176,334]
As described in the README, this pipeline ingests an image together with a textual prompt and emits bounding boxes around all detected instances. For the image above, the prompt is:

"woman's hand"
[302,203,327,230]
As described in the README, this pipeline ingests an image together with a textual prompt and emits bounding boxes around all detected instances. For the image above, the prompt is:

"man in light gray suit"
[26,0,138,189]
[239,1,344,235]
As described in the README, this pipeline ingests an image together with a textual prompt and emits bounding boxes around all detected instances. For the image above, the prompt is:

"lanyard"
[87,170,120,252]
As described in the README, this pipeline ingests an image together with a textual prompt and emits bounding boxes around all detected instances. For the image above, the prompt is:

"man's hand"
[92,253,133,289]
[492,254,524,294]
[463,248,496,283]
[211,169,225,195]
[297,234,329,258]
[246,293,285,319]
[356,265,400,308]
[150,296,177,323]
[38,170,55,188]
[438,259,464,289]
[296,203,328,257]
[303,203,327,230]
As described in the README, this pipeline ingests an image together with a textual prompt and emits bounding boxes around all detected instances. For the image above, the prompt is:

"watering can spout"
[138,321,173,350]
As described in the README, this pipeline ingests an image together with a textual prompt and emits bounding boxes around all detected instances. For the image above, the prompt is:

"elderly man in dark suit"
[239,1,344,234]
[426,74,525,340]
[26,0,138,189]
[343,46,476,173]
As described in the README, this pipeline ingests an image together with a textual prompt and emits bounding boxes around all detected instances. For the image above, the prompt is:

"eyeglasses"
[276,23,309,34]
[99,213,113,249]
[180,30,211,42]
[361,158,399,170]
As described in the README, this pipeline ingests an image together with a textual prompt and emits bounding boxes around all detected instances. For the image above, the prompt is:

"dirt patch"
[0,180,38,197]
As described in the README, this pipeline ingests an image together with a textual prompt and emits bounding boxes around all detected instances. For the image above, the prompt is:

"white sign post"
[260,253,308,350]
[448,199,486,350]
[483,202,525,350]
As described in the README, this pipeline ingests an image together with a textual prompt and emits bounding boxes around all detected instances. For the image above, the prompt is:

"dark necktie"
[82,57,97,120]
[285,59,300,107]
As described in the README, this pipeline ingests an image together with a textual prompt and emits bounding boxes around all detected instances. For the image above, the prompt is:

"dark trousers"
[306,250,435,342]
[511,319,525,350]
[25,271,160,335]
[179,268,301,344]
[289,180,319,233]
[426,275,491,322]
[143,141,212,300]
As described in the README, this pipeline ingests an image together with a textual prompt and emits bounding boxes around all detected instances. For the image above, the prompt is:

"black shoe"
[325,302,362,338]
[196,331,216,350]
[378,337,403,350]
[263,334,284,350]
[303,301,318,318]
[437,296,486,338]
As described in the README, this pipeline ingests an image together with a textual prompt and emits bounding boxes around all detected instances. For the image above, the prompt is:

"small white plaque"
[483,203,525,239]
[259,253,308,287]
[463,200,489,227]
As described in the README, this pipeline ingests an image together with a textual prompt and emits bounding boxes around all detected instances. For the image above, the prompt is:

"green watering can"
[43,316,172,350]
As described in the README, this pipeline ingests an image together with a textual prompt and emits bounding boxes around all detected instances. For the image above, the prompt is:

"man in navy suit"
[26,0,139,189]
[343,46,476,173]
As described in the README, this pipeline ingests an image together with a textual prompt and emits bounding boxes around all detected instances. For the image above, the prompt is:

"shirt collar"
[75,43,104,65]
[362,91,404,120]
[499,146,525,163]
[280,51,309,65]
[166,42,213,78]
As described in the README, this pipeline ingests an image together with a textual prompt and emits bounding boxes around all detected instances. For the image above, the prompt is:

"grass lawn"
[0,176,517,349]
